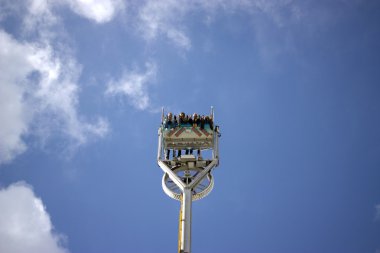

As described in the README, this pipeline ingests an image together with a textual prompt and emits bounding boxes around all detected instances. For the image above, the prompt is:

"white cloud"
[138,0,192,50]
[0,83,28,164]
[66,0,124,23]
[28,42,109,144]
[166,28,191,50]
[1,0,125,165]
[22,0,122,30]
[137,0,303,51]
[22,0,59,36]
[0,31,35,164]
[106,62,157,110]
[0,30,108,164]
[0,182,69,253]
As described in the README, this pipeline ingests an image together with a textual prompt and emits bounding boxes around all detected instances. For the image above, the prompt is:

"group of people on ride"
[163,112,214,130]
[162,112,214,160]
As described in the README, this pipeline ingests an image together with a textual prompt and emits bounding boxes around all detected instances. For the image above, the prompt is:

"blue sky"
[0,0,380,252]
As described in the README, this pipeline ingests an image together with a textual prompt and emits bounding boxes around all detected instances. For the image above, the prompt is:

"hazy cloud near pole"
[106,62,157,111]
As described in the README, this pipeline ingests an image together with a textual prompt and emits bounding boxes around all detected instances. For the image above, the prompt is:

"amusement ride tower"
[157,107,221,253]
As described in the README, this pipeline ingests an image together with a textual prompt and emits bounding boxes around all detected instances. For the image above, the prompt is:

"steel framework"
[157,107,221,253]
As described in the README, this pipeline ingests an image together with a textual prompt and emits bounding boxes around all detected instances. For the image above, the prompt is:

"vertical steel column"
[180,188,192,253]
[157,129,162,161]
[214,130,219,162]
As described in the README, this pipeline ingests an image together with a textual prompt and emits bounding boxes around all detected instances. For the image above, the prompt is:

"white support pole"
[212,130,216,160]
[214,131,219,164]
[157,129,162,161]
[180,188,192,253]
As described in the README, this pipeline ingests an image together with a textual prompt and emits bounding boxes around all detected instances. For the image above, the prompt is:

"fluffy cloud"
[1,0,130,165]
[66,0,124,23]
[0,30,108,164]
[0,182,69,253]
[0,31,35,164]
[21,0,123,30]
[23,0,58,33]
[28,41,109,144]
[0,82,28,164]
[106,62,157,110]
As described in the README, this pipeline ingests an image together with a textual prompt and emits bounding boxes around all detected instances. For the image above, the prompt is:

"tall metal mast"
[157,107,221,253]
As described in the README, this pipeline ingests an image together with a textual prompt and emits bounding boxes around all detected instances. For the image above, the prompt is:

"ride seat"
[162,125,214,151]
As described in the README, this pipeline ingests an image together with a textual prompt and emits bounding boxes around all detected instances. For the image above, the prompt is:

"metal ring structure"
[162,166,214,201]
